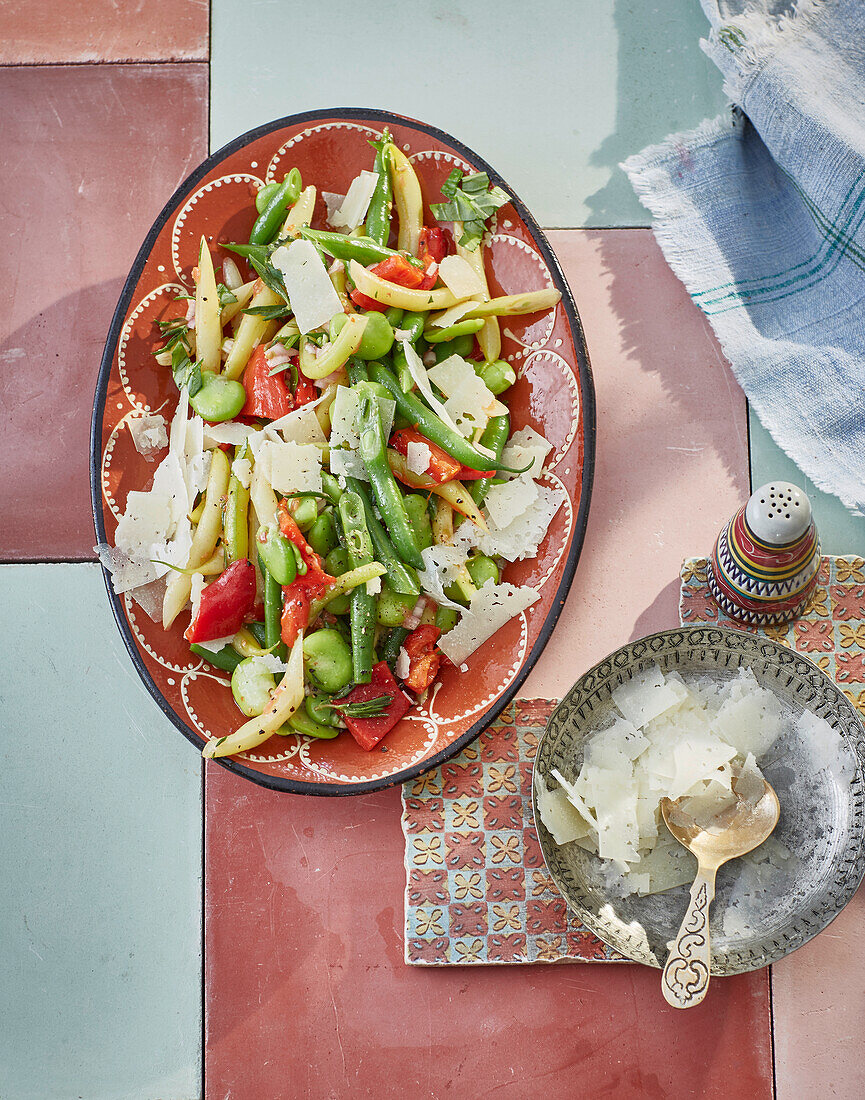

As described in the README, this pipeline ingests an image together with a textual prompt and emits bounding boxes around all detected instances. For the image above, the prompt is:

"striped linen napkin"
[623,0,865,515]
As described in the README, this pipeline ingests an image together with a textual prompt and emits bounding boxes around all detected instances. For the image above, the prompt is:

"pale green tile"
[0,565,201,1100]
[210,0,728,227]
[749,411,865,556]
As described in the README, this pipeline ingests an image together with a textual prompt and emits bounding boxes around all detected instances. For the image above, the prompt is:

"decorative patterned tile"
[402,701,622,965]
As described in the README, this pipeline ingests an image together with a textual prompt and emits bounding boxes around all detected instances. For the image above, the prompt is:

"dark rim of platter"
[90,106,597,796]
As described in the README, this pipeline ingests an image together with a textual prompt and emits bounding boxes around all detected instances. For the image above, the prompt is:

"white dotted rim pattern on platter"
[171,174,264,280]
[125,596,203,674]
[296,716,440,783]
[409,148,473,175]
[484,234,557,358]
[241,735,305,765]
[102,409,165,522]
[266,122,384,183]
[424,614,529,727]
[526,471,574,591]
[181,669,232,743]
[117,283,185,410]
[519,349,581,470]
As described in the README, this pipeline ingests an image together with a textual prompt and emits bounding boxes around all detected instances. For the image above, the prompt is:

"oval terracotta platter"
[90,108,596,795]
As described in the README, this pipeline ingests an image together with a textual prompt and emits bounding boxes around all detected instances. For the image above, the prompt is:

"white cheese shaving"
[416,545,467,611]
[231,457,252,490]
[328,384,395,482]
[438,582,540,665]
[271,239,342,333]
[189,572,206,622]
[429,301,478,329]
[498,426,551,481]
[406,441,432,476]
[322,191,346,226]
[128,413,168,457]
[329,170,378,230]
[203,421,254,447]
[95,543,158,595]
[437,255,485,298]
[460,483,564,562]
[427,354,507,436]
[395,647,411,680]
[366,575,382,596]
[535,780,592,845]
[258,440,323,494]
[483,475,539,529]
[401,342,464,437]
[247,654,289,676]
[266,399,328,446]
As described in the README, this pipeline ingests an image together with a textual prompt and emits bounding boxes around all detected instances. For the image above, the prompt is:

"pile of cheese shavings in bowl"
[537,664,839,898]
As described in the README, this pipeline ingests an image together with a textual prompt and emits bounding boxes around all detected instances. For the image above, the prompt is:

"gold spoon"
[659,776,781,1009]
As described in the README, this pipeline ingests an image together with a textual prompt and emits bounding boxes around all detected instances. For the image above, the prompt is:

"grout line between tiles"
[769,965,778,1099]
[0,58,207,69]
[0,556,97,565]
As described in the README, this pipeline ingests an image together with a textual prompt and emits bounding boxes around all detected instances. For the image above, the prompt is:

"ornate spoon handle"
[661,865,716,1009]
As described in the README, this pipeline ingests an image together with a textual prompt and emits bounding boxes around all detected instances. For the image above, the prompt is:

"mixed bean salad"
[120,130,561,759]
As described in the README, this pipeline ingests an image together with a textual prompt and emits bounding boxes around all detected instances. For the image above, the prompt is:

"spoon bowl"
[659,776,781,1009]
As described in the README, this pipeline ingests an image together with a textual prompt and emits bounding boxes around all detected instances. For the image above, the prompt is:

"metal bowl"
[533,626,865,973]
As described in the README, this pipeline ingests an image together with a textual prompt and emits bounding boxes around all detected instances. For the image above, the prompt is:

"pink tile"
[523,229,750,696]
[773,883,865,1099]
[0,64,207,559]
[0,0,208,63]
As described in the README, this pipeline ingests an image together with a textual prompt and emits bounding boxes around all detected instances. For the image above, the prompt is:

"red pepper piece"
[184,559,256,643]
[241,345,294,419]
[293,376,318,406]
[277,501,336,599]
[280,584,310,647]
[455,466,494,481]
[348,287,389,312]
[341,661,412,750]
[390,427,462,484]
[419,226,451,264]
[402,624,442,694]
[369,255,426,289]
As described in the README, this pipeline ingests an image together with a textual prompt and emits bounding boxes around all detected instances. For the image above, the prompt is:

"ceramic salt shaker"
[707,481,820,625]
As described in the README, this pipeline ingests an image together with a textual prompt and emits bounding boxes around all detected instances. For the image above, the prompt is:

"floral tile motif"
[401,699,621,965]
[681,556,865,724]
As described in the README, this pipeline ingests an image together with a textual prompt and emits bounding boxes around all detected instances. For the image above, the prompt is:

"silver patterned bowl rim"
[532,624,865,973]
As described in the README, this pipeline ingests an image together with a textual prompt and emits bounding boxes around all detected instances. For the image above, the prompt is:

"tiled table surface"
[2,2,862,1097]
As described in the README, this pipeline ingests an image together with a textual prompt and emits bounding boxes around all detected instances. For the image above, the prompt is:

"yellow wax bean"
[195,237,222,373]
[162,448,231,629]
[219,280,256,326]
[387,144,423,256]
[463,288,561,319]
[456,224,500,362]
[280,185,316,240]
[298,314,368,380]
[348,260,459,311]
[223,281,283,380]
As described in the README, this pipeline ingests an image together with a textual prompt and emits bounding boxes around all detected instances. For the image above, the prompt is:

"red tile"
[0,1,208,63]
[205,767,772,1100]
[0,64,207,559]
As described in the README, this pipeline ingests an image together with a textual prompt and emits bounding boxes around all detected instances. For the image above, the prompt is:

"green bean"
[474,358,516,396]
[249,168,302,246]
[344,477,419,596]
[399,311,427,343]
[255,181,281,214]
[308,562,387,622]
[303,629,354,693]
[403,493,433,551]
[466,554,500,589]
[433,332,477,361]
[308,512,338,558]
[321,471,343,505]
[376,582,418,627]
[365,133,393,246]
[392,342,415,393]
[385,307,404,327]
[380,626,410,671]
[424,319,484,343]
[338,491,376,684]
[224,471,249,564]
[325,546,349,576]
[345,356,370,385]
[369,363,521,473]
[356,391,424,570]
[469,414,510,506]
[190,643,243,672]
[261,558,287,663]
[247,621,268,648]
[300,228,420,268]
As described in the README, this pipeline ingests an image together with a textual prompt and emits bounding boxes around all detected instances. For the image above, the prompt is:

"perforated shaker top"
[745,482,812,545]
